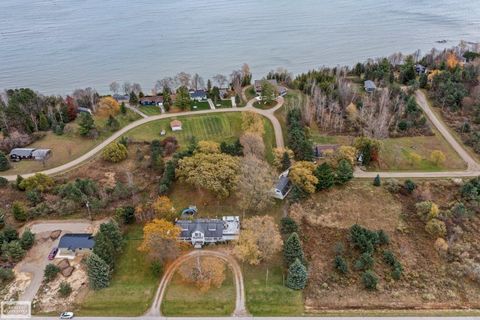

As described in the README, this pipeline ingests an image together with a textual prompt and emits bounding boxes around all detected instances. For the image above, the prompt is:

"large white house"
[176,216,240,248]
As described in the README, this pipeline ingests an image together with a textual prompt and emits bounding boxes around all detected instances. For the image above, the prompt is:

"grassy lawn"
[139,105,162,116]
[215,99,232,108]
[243,257,303,316]
[190,101,211,111]
[245,86,256,101]
[77,225,159,316]
[3,110,140,175]
[253,100,277,110]
[162,261,235,316]
[125,113,276,156]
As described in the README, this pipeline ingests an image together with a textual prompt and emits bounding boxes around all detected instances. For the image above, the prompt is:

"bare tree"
[213,74,228,88]
[191,73,205,90]
[122,82,132,95]
[175,72,191,88]
[240,133,265,159]
[132,83,142,95]
[154,77,174,94]
[230,70,242,97]
[109,81,120,94]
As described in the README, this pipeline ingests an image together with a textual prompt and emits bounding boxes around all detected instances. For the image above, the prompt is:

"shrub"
[19,173,55,192]
[286,258,308,290]
[0,210,4,228]
[0,177,8,188]
[6,241,25,262]
[383,250,397,267]
[0,152,10,171]
[26,189,42,205]
[334,255,348,274]
[102,142,128,163]
[20,229,35,250]
[44,263,60,282]
[12,201,28,221]
[404,179,417,194]
[373,174,381,187]
[122,206,135,224]
[336,159,353,185]
[0,268,14,286]
[425,219,447,237]
[349,224,380,254]
[151,260,163,278]
[362,270,378,290]
[398,120,408,131]
[280,217,298,235]
[391,266,403,280]
[58,281,72,297]
[3,226,19,242]
[384,179,401,193]
[334,242,345,255]
[354,252,374,271]
[377,230,389,245]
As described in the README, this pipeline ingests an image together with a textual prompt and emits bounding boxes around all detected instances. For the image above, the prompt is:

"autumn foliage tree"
[151,196,176,221]
[96,97,120,118]
[234,216,283,265]
[176,153,240,198]
[102,142,128,163]
[178,257,226,292]
[138,219,181,264]
[241,112,265,135]
[196,140,220,154]
[240,132,265,159]
[289,161,318,194]
[430,150,446,166]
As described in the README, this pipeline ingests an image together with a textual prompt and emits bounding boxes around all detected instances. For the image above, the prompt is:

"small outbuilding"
[9,148,36,161]
[56,233,95,259]
[364,80,377,93]
[272,170,292,200]
[32,149,52,161]
[170,120,183,131]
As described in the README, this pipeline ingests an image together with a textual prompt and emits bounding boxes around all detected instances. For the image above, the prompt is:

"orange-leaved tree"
[138,219,181,264]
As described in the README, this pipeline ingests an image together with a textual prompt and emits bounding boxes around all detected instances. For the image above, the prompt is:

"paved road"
[147,250,247,317]
[16,220,99,303]
[0,99,284,182]
[125,104,149,119]
[31,316,480,320]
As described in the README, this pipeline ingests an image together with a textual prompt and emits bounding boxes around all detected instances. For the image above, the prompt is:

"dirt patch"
[301,180,480,311]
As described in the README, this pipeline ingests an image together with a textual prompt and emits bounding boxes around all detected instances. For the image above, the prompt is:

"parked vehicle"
[48,247,58,260]
[59,312,74,319]
[181,205,198,216]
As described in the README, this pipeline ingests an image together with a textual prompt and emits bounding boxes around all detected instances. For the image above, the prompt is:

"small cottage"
[189,90,207,101]
[170,120,183,131]
[364,80,377,93]
[272,170,292,200]
[56,233,95,259]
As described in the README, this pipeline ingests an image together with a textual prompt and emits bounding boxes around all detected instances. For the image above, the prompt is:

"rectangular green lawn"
[191,101,211,110]
[77,226,159,316]
[162,268,235,316]
[139,105,162,116]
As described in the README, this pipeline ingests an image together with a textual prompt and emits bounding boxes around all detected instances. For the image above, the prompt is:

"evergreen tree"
[174,86,191,110]
[314,163,335,191]
[162,88,172,112]
[93,232,115,268]
[286,258,308,290]
[78,112,95,137]
[6,241,25,262]
[0,152,10,171]
[98,222,123,254]
[362,270,378,290]
[106,115,120,131]
[281,152,291,171]
[120,102,127,114]
[16,175,25,191]
[336,159,353,185]
[20,228,35,250]
[419,73,428,89]
[86,253,111,290]
[122,206,135,224]
[334,255,348,274]
[12,201,27,221]
[280,217,298,235]
[129,91,138,106]
[38,112,50,131]
[284,232,304,266]
[44,263,60,282]
[373,174,381,187]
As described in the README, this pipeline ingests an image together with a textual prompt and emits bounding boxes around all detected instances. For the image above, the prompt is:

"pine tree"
[162,88,172,112]
[314,163,335,191]
[78,112,95,137]
[0,152,10,171]
[284,232,304,266]
[129,91,138,106]
[286,258,308,290]
[373,174,381,187]
[86,253,111,290]
[120,102,127,114]
[38,112,50,131]
[93,232,115,268]
[20,228,35,250]
[98,222,123,253]
[336,159,353,185]
[281,151,291,171]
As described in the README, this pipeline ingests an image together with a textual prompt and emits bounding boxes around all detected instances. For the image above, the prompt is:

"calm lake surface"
[1,0,479,94]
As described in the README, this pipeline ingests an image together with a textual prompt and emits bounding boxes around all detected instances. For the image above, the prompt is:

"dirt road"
[147,250,247,317]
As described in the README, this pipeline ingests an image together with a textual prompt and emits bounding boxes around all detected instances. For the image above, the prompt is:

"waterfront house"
[176,216,240,248]
[364,80,377,93]
[254,79,278,95]
[56,233,95,259]
[189,89,207,101]
[139,96,163,106]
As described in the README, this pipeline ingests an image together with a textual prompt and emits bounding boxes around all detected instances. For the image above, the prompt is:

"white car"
[255,96,262,101]
[60,312,74,319]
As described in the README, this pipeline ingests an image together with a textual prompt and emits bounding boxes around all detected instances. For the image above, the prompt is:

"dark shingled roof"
[58,233,95,250]
[190,90,207,99]
[176,219,224,239]
[275,175,291,196]
[9,148,35,157]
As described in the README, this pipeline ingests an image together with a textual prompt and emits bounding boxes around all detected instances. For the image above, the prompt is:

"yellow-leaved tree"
[241,111,265,135]
[178,257,226,292]
[272,147,294,169]
[138,219,181,263]
[289,161,318,194]
[96,97,120,118]
[151,196,176,221]
[430,150,446,166]
[176,153,240,198]
[196,140,220,154]
[331,146,357,167]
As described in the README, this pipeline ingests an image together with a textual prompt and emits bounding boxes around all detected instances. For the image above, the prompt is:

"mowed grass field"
[125,113,276,157]
[139,105,162,116]
[4,110,140,175]
[162,260,235,316]
[77,226,159,316]
[244,256,304,316]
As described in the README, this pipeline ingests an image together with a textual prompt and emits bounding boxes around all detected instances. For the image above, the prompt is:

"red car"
[48,247,58,260]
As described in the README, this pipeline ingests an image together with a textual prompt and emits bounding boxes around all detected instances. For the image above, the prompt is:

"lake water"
[1,0,479,95]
